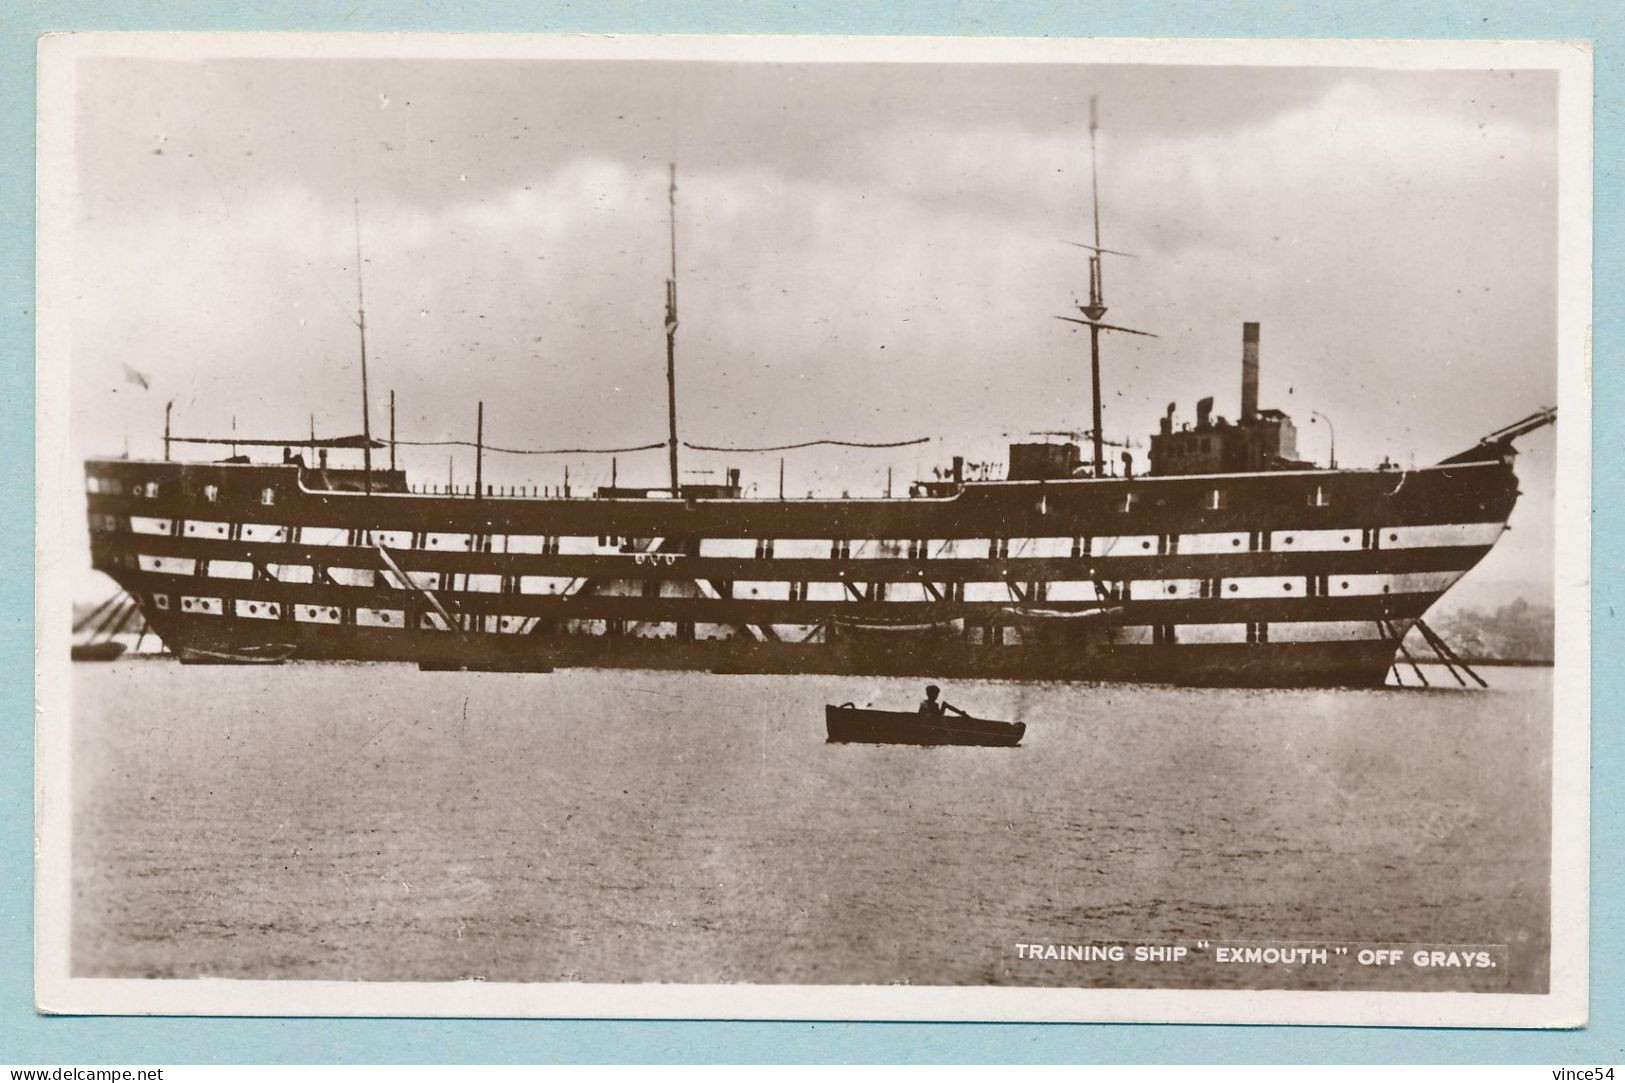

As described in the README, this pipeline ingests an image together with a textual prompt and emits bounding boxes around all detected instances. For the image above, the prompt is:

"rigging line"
[305,259,361,327]
[165,433,935,454]
[168,436,383,448]
[682,436,933,452]
[1088,94,1104,300]
[390,438,667,455]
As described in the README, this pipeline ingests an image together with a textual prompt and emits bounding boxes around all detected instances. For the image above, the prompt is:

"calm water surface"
[71,664,1551,990]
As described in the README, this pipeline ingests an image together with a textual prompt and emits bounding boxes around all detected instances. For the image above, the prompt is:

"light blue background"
[3,0,1617,1064]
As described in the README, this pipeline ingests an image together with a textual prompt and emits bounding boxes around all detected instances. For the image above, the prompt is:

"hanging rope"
[167,435,383,449]
[390,439,667,456]
[171,433,934,456]
[682,436,932,452]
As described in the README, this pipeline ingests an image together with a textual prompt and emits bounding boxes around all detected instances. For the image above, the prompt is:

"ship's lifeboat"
[998,604,1121,623]
[177,643,296,666]
[70,641,127,662]
[830,614,966,637]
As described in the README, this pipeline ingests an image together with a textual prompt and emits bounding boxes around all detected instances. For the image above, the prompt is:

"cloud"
[64,57,1558,601]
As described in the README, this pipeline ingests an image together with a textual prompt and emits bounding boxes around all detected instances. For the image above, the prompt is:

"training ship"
[81,119,1555,688]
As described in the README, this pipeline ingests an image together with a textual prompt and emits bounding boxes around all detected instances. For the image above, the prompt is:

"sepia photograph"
[33,33,1590,1025]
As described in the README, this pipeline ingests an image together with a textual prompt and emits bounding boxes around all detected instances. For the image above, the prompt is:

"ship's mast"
[1085,99,1106,477]
[1088,97,1105,315]
[353,198,374,495]
[1056,97,1155,477]
[664,162,681,494]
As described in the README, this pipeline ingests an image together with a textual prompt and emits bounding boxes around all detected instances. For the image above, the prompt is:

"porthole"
[1141,540,1151,550]
[1342,535,1351,543]
[1283,536,1294,545]
[1388,533,1398,542]
[1166,584,1177,595]
[248,604,258,614]
[1381,585,1391,594]
[1282,582,1292,591]
[1231,538,1241,547]
[1227,583,1238,593]
[1340,581,1349,590]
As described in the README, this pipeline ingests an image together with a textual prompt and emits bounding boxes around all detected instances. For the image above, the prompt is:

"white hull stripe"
[143,599,1422,644]
[173,523,1507,556]
[137,555,194,575]
[137,556,1470,601]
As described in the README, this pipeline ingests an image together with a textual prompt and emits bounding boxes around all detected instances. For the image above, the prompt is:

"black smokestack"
[1241,322,1260,424]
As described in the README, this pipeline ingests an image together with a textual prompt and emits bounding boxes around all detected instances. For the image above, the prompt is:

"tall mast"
[1088,96,1105,314]
[1055,97,1156,477]
[664,162,681,494]
[353,198,374,495]
[1085,97,1107,477]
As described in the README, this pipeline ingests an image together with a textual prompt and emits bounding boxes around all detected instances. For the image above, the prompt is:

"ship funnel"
[1241,322,1260,423]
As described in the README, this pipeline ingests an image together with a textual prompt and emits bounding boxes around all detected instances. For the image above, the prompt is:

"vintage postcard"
[34,32,1591,1026]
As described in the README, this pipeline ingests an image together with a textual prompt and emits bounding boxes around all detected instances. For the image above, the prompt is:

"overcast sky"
[65,55,1560,607]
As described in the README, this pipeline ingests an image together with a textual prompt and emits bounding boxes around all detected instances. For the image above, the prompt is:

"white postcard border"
[33,30,1593,1028]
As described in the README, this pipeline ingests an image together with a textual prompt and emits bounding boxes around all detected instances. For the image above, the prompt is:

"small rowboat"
[831,614,965,636]
[998,604,1122,623]
[177,643,296,666]
[825,703,1025,747]
[71,641,127,662]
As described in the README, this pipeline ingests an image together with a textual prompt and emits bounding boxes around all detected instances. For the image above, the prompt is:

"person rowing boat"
[827,693,1024,747]
[918,684,969,719]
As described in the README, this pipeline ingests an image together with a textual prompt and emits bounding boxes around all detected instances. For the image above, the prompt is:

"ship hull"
[122,613,1403,687]
[83,455,1520,688]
